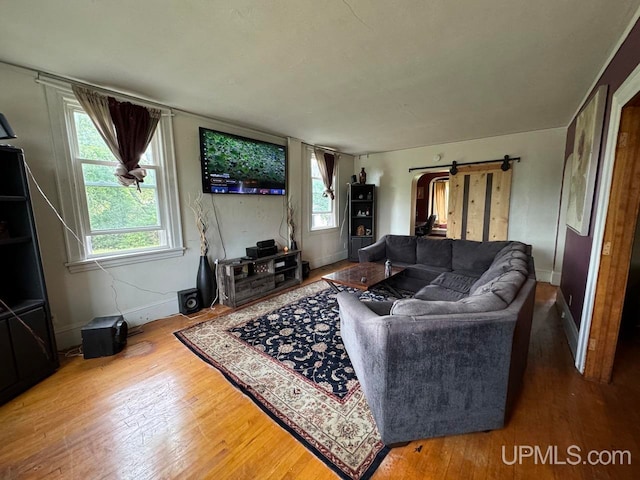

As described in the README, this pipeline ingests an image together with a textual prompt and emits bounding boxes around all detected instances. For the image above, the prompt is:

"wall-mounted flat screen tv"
[199,127,287,195]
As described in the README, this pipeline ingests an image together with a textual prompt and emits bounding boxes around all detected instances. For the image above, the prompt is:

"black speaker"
[246,245,278,258]
[178,288,201,314]
[81,315,128,359]
[257,239,275,248]
[302,260,310,279]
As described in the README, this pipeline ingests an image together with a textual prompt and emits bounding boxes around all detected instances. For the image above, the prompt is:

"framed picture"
[417,187,424,200]
[566,85,608,236]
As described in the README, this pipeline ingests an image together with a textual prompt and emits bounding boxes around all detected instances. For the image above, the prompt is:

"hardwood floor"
[1,262,639,479]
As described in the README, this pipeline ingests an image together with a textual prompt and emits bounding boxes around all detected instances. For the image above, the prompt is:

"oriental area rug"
[175,281,403,480]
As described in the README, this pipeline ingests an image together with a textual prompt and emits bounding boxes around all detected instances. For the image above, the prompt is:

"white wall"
[356,128,567,281]
[0,62,349,348]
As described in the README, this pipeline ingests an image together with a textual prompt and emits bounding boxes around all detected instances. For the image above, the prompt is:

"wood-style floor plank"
[1,265,639,479]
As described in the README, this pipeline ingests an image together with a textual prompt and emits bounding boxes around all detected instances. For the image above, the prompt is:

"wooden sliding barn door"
[447,163,512,240]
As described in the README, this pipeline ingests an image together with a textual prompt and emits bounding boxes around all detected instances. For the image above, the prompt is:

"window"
[70,108,165,256]
[45,81,183,272]
[310,151,337,230]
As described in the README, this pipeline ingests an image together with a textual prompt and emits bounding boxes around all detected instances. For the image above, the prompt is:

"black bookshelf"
[0,145,58,404]
[348,184,376,261]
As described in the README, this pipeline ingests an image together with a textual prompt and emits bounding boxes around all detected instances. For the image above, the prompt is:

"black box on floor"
[302,260,310,279]
[81,315,128,359]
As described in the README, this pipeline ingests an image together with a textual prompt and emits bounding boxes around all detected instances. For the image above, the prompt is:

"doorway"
[578,69,640,383]
[414,172,448,237]
[617,210,640,364]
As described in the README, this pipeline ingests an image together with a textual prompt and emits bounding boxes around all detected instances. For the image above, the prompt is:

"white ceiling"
[1,1,638,154]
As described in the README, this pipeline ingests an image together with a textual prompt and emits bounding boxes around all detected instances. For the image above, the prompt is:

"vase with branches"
[189,193,215,307]
[189,193,209,255]
[287,200,297,250]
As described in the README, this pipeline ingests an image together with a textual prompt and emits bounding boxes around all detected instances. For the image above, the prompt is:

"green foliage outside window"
[90,231,161,254]
[312,178,331,213]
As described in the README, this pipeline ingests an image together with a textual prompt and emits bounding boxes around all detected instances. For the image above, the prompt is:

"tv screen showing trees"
[199,127,286,195]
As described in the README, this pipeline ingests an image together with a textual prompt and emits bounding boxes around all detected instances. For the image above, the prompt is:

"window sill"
[65,247,186,273]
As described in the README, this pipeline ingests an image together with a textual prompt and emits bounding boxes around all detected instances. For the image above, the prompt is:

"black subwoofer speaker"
[81,315,128,359]
[302,260,310,279]
[178,288,201,314]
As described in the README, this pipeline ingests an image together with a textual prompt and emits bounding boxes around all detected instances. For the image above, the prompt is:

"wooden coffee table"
[322,262,405,296]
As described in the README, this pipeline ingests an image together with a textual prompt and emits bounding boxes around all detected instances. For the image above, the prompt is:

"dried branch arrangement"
[189,193,209,256]
[287,200,296,246]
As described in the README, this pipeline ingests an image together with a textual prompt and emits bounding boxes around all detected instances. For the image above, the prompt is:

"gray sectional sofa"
[337,235,536,445]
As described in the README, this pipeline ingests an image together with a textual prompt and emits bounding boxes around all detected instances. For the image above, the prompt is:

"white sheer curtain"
[72,85,121,160]
[434,180,448,225]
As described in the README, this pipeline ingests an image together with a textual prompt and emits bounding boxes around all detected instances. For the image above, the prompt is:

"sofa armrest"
[338,291,393,415]
[337,291,383,321]
[358,235,387,262]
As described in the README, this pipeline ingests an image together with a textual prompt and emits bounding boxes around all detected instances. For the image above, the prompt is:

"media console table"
[217,250,302,307]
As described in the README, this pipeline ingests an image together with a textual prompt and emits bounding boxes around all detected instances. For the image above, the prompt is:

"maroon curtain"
[322,152,337,199]
[108,97,160,188]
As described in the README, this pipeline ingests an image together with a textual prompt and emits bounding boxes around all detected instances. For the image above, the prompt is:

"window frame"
[309,150,338,232]
[44,79,184,272]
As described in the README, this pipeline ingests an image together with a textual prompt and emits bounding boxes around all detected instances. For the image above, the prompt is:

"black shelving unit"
[0,145,58,404]
[348,184,376,261]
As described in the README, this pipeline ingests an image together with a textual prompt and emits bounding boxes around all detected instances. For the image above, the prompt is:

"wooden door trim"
[577,63,640,382]
[584,106,640,382]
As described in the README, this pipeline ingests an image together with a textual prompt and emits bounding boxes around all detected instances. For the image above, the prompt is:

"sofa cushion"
[391,291,507,316]
[493,242,527,262]
[430,272,477,294]
[385,235,417,264]
[413,285,467,302]
[469,256,528,294]
[451,240,511,274]
[403,264,450,282]
[416,237,452,269]
[470,270,526,304]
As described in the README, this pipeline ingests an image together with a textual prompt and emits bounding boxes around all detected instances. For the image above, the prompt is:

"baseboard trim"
[556,289,579,360]
[550,270,562,286]
[535,269,553,283]
[54,297,178,349]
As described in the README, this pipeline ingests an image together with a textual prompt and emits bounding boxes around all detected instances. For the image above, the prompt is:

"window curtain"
[434,181,448,224]
[72,85,161,189]
[313,148,339,200]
